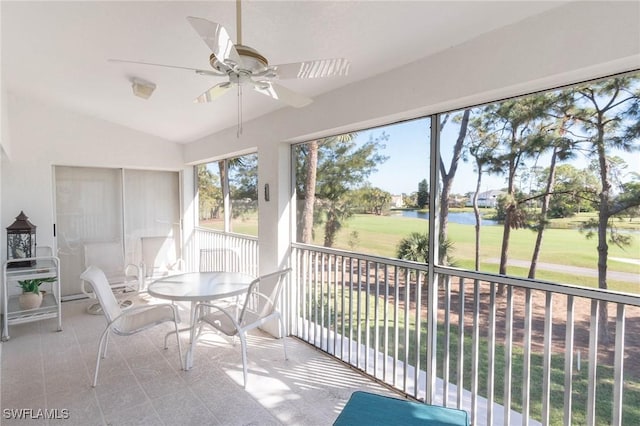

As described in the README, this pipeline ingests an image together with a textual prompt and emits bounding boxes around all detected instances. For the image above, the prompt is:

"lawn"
[308,286,640,425]
[312,214,639,293]
[200,210,639,292]
[200,215,259,237]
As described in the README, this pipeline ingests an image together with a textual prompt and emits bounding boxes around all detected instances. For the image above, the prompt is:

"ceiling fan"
[111,0,350,117]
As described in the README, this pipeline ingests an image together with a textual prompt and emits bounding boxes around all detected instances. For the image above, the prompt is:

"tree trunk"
[499,212,512,276]
[499,157,517,277]
[438,109,470,265]
[218,160,231,232]
[596,121,611,342]
[324,209,338,247]
[498,154,519,295]
[473,169,483,271]
[301,140,318,244]
[529,147,558,278]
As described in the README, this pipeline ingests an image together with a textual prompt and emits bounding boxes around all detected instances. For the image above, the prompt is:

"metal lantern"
[6,211,37,268]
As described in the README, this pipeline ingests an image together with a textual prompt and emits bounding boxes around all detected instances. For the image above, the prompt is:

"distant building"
[465,189,504,208]
[390,195,404,208]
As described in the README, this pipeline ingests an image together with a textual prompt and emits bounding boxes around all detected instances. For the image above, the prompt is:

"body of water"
[393,210,499,226]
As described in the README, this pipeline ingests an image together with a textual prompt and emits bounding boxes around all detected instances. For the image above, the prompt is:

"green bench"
[334,391,470,426]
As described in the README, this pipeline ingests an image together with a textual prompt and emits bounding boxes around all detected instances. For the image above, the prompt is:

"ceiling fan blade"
[186,16,242,69]
[252,81,312,108]
[108,59,225,77]
[270,58,350,80]
[195,82,235,103]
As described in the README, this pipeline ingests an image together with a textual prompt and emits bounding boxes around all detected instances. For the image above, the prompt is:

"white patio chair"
[189,268,291,387]
[197,247,246,308]
[80,266,184,387]
[140,236,184,288]
[82,242,141,314]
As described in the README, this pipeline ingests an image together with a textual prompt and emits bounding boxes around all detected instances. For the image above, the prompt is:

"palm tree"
[217,156,245,232]
[300,140,319,243]
[517,92,578,278]
[479,95,553,277]
[570,75,640,339]
[297,132,388,248]
[466,123,499,271]
[528,116,576,278]
[396,232,455,266]
[397,232,430,263]
[197,165,222,221]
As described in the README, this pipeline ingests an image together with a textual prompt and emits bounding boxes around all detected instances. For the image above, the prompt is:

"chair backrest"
[141,236,180,278]
[83,242,126,282]
[199,248,241,273]
[80,266,122,324]
[238,268,291,325]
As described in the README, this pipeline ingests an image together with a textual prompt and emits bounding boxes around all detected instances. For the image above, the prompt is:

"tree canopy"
[295,133,389,247]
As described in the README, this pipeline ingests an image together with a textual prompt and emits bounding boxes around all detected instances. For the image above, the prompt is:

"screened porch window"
[197,153,258,237]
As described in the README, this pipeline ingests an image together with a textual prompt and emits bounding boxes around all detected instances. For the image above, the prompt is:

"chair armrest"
[195,302,228,315]
[125,263,140,278]
[107,303,179,329]
[249,292,277,311]
[81,279,96,299]
[170,258,185,271]
[124,263,141,292]
[194,302,239,325]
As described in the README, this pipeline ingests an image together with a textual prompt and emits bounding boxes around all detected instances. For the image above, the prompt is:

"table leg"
[184,301,197,370]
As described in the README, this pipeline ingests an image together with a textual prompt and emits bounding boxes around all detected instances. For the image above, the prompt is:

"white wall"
[1,94,184,260]
[1,89,10,159]
[1,87,8,246]
[256,143,292,336]
[184,1,640,272]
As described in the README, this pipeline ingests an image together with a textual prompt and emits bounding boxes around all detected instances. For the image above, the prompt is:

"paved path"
[610,257,640,265]
[486,258,639,283]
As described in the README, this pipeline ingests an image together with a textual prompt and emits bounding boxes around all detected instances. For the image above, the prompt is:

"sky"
[357,114,640,197]
[362,117,506,196]
[363,117,430,195]
[358,74,640,197]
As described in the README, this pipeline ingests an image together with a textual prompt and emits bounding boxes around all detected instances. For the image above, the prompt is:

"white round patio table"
[148,271,255,369]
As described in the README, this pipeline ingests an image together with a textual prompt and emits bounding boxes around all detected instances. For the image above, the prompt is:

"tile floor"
[1,295,398,425]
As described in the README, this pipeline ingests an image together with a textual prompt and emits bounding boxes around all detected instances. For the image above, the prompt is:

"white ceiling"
[2,1,567,144]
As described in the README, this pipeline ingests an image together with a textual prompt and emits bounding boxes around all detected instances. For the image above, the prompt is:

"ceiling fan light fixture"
[210,44,268,74]
[236,44,268,68]
[131,78,156,99]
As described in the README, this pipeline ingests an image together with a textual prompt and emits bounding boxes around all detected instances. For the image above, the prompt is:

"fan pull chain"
[237,83,243,137]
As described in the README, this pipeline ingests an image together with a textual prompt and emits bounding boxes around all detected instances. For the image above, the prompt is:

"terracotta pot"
[18,291,43,310]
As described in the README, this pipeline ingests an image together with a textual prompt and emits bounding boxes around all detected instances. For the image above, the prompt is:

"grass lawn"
[200,215,259,237]
[545,211,640,230]
[309,286,640,425]
[200,211,639,292]
[313,214,639,293]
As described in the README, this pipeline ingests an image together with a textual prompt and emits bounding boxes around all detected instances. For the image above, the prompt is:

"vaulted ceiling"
[2,1,568,143]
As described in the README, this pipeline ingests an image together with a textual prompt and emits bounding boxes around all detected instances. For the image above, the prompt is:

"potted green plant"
[17,277,56,310]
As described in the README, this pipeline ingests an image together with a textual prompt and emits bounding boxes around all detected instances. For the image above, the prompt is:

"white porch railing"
[290,242,640,426]
[193,230,640,426]
[190,228,258,276]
